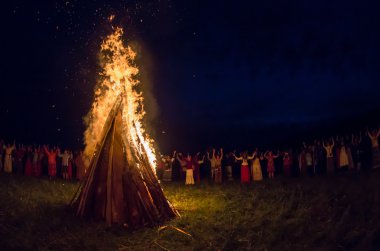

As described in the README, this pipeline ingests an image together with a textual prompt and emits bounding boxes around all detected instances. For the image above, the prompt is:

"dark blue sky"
[1,0,380,152]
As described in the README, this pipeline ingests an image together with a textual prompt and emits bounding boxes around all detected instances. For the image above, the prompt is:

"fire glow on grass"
[83,27,156,171]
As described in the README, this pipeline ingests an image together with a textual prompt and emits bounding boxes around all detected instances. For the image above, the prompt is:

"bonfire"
[71,26,178,228]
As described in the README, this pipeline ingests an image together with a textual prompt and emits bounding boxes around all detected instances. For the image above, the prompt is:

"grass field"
[1,172,380,251]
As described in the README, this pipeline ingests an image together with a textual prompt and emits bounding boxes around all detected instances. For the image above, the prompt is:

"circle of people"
[1,127,380,184]
[156,128,380,185]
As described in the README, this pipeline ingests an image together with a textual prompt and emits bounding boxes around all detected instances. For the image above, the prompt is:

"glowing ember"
[84,27,156,171]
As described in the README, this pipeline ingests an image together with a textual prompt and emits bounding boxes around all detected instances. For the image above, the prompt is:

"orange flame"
[84,27,156,171]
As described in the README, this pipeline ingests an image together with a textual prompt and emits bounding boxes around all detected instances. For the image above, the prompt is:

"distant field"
[0,171,380,251]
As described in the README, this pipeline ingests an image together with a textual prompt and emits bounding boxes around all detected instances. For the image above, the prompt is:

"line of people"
[0,141,89,181]
[157,128,380,185]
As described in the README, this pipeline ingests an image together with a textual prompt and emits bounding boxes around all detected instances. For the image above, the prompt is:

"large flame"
[84,27,156,170]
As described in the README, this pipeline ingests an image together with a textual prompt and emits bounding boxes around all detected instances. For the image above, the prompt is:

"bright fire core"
[84,27,156,171]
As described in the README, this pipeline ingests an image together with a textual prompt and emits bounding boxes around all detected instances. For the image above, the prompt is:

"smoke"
[126,39,161,147]
[129,40,160,121]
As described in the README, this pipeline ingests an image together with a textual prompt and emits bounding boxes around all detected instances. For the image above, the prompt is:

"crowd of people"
[156,127,380,185]
[0,142,88,181]
[2,127,380,185]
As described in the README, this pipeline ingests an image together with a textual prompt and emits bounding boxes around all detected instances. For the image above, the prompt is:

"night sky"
[1,0,380,153]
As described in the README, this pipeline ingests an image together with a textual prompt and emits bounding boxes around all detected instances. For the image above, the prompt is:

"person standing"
[32,146,40,177]
[323,138,335,174]
[183,154,194,185]
[214,148,223,183]
[58,149,73,180]
[251,150,263,181]
[233,151,253,183]
[207,149,217,182]
[225,152,235,181]
[367,128,380,169]
[24,146,33,177]
[283,151,292,177]
[44,146,58,179]
[305,146,314,177]
[162,151,176,182]
[3,141,15,173]
[264,151,279,179]
[193,152,204,183]
[351,133,363,171]
[336,140,350,173]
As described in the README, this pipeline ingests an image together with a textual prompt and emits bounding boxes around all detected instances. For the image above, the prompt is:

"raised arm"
[368,129,373,139]
[264,151,269,159]
[198,155,205,164]
[322,140,327,149]
[220,148,223,160]
[43,145,49,155]
[233,153,242,161]
[273,151,280,158]
[176,153,182,163]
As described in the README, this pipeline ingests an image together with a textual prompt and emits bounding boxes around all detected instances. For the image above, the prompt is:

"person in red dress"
[264,151,279,179]
[35,147,43,177]
[44,145,58,179]
[233,151,253,183]
[283,151,292,177]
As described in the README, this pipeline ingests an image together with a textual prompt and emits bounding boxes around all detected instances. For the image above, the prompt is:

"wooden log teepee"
[71,98,178,228]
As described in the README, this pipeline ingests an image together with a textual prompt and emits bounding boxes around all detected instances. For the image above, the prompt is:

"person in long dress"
[264,151,279,179]
[36,147,43,177]
[225,152,235,181]
[183,154,195,185]
[367,128,380,169]
[44,146,58,179]
[305,146,314,177]
[233,151,253,183]
[283,151,292,177]
[3,142,15,173]
[336,140,349,173]
[351,133,363,171]
[323,138,335,174]
[32,147,40,177]
[24,146,33,176]
[251,149,263,181]
[193,152,205,183]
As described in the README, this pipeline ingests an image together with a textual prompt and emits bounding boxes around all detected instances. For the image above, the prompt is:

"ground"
[0,171,380,251]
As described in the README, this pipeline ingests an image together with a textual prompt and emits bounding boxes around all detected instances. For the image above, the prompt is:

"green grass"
[1,172,380,251]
